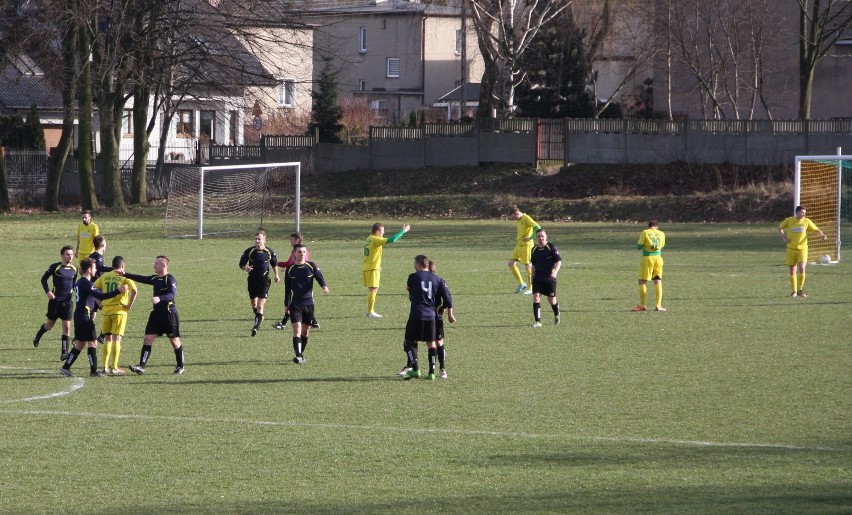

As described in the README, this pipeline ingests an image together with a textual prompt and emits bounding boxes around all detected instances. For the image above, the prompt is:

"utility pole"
[460,0,467,119]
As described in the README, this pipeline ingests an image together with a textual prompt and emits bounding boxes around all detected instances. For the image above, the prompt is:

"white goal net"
[794,153,851,262]
[164,162,301,239]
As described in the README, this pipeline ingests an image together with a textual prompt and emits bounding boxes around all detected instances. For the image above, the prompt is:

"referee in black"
[530,230,562,327]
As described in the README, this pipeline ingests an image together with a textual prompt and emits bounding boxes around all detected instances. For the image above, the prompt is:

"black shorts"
[73,315,97,342]
[405,318,436,343]
[532,278,557,297]
[47,298,74,321]
[248,276,271,299]
[288,304,315,324]
[144,310,181,338]
[435,318,445,340]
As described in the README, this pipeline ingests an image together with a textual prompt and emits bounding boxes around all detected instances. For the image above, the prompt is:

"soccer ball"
[819,255,831,264]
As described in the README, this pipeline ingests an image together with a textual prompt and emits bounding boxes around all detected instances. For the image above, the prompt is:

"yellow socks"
[367,290,377,313]
[655,282,663,308]
[639,283,647,307]
[790,274,798,293]
[111,340,121,370]
[102,341,113,370]
[797,273,806,291]
[510,265,524,285]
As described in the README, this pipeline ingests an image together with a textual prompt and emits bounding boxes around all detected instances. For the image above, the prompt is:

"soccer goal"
[794,153,851,263]
[163,162,301,239]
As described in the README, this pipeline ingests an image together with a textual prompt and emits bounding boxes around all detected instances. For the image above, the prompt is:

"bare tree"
[586,1,658,118]
[468,0,572,117]
[797,0,852,119]
[659,0,785,120]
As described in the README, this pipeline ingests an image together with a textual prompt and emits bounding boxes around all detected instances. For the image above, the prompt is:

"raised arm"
[386,224,411,243]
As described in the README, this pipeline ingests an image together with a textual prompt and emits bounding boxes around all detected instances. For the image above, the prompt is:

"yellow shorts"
[785,247,807,267]
[638,256,664,281]
[363,269,381,288]
[511,244,533,264]
[100,313,128,337]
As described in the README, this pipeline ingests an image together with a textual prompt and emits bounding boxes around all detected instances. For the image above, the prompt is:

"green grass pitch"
[0,214,849,513]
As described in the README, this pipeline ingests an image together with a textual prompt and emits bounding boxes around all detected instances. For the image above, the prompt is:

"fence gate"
[536,118,564,167]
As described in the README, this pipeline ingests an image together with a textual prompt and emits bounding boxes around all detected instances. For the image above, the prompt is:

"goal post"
[164,162,301,239]
[794,153,851,263]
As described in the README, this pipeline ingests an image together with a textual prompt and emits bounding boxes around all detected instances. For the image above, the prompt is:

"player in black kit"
[118,255,186,375]
[283,244,329,364]
[401,255,451,381]
[239,229,280,336]
[34,245,77,359]
[60,258,126,377]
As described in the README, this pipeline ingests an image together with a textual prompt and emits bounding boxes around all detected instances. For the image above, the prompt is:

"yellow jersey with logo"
[93,272,137,315]
[779,216,819,249]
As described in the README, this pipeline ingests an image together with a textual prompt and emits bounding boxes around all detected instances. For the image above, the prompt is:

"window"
[370,100,387,120]
[121,109,133,136]
[277,79,296,107]
[229,110,239,145]
[359,27,367,53]
[455,29,462,55]
[386,58,400,78]
[359,80,367,92]
[200,110,215,142]
[177,109,194,136]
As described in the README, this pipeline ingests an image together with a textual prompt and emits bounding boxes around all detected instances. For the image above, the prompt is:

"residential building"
[291,0,483,124]
[0,54,65,151]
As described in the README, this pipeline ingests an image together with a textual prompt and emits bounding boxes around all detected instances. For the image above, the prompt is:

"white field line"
[0,406,846,453]
[0,367,85,403]
[1,367,845,453]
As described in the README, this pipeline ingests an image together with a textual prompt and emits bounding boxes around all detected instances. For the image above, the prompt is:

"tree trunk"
[44,0,79,211]
[97,88,126,210]
[0,148,9,212]
[77,16,98,211]
[798,3,814,120]
[131,84,151,204]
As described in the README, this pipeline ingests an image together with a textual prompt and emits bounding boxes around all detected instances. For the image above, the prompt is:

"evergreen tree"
[24,105,46,151]
[515,7,600,118]
[308,56,344,144]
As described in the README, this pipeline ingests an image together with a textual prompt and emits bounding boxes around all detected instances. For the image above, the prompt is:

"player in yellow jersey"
[363,222,410,318]
[508,205,540,294]
[778,205,826,298]
[75,210,100,267]
[632,221,666,312]
[93,256,138,374]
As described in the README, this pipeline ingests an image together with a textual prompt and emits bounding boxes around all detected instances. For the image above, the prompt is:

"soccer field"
[1,214,850,513]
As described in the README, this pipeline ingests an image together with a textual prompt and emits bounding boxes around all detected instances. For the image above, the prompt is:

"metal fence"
[563,118,852,135]
[4,150,48,194]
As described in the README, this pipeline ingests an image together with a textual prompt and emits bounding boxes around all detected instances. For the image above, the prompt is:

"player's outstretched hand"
[402,224,411,233]
[321,286,329,295]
